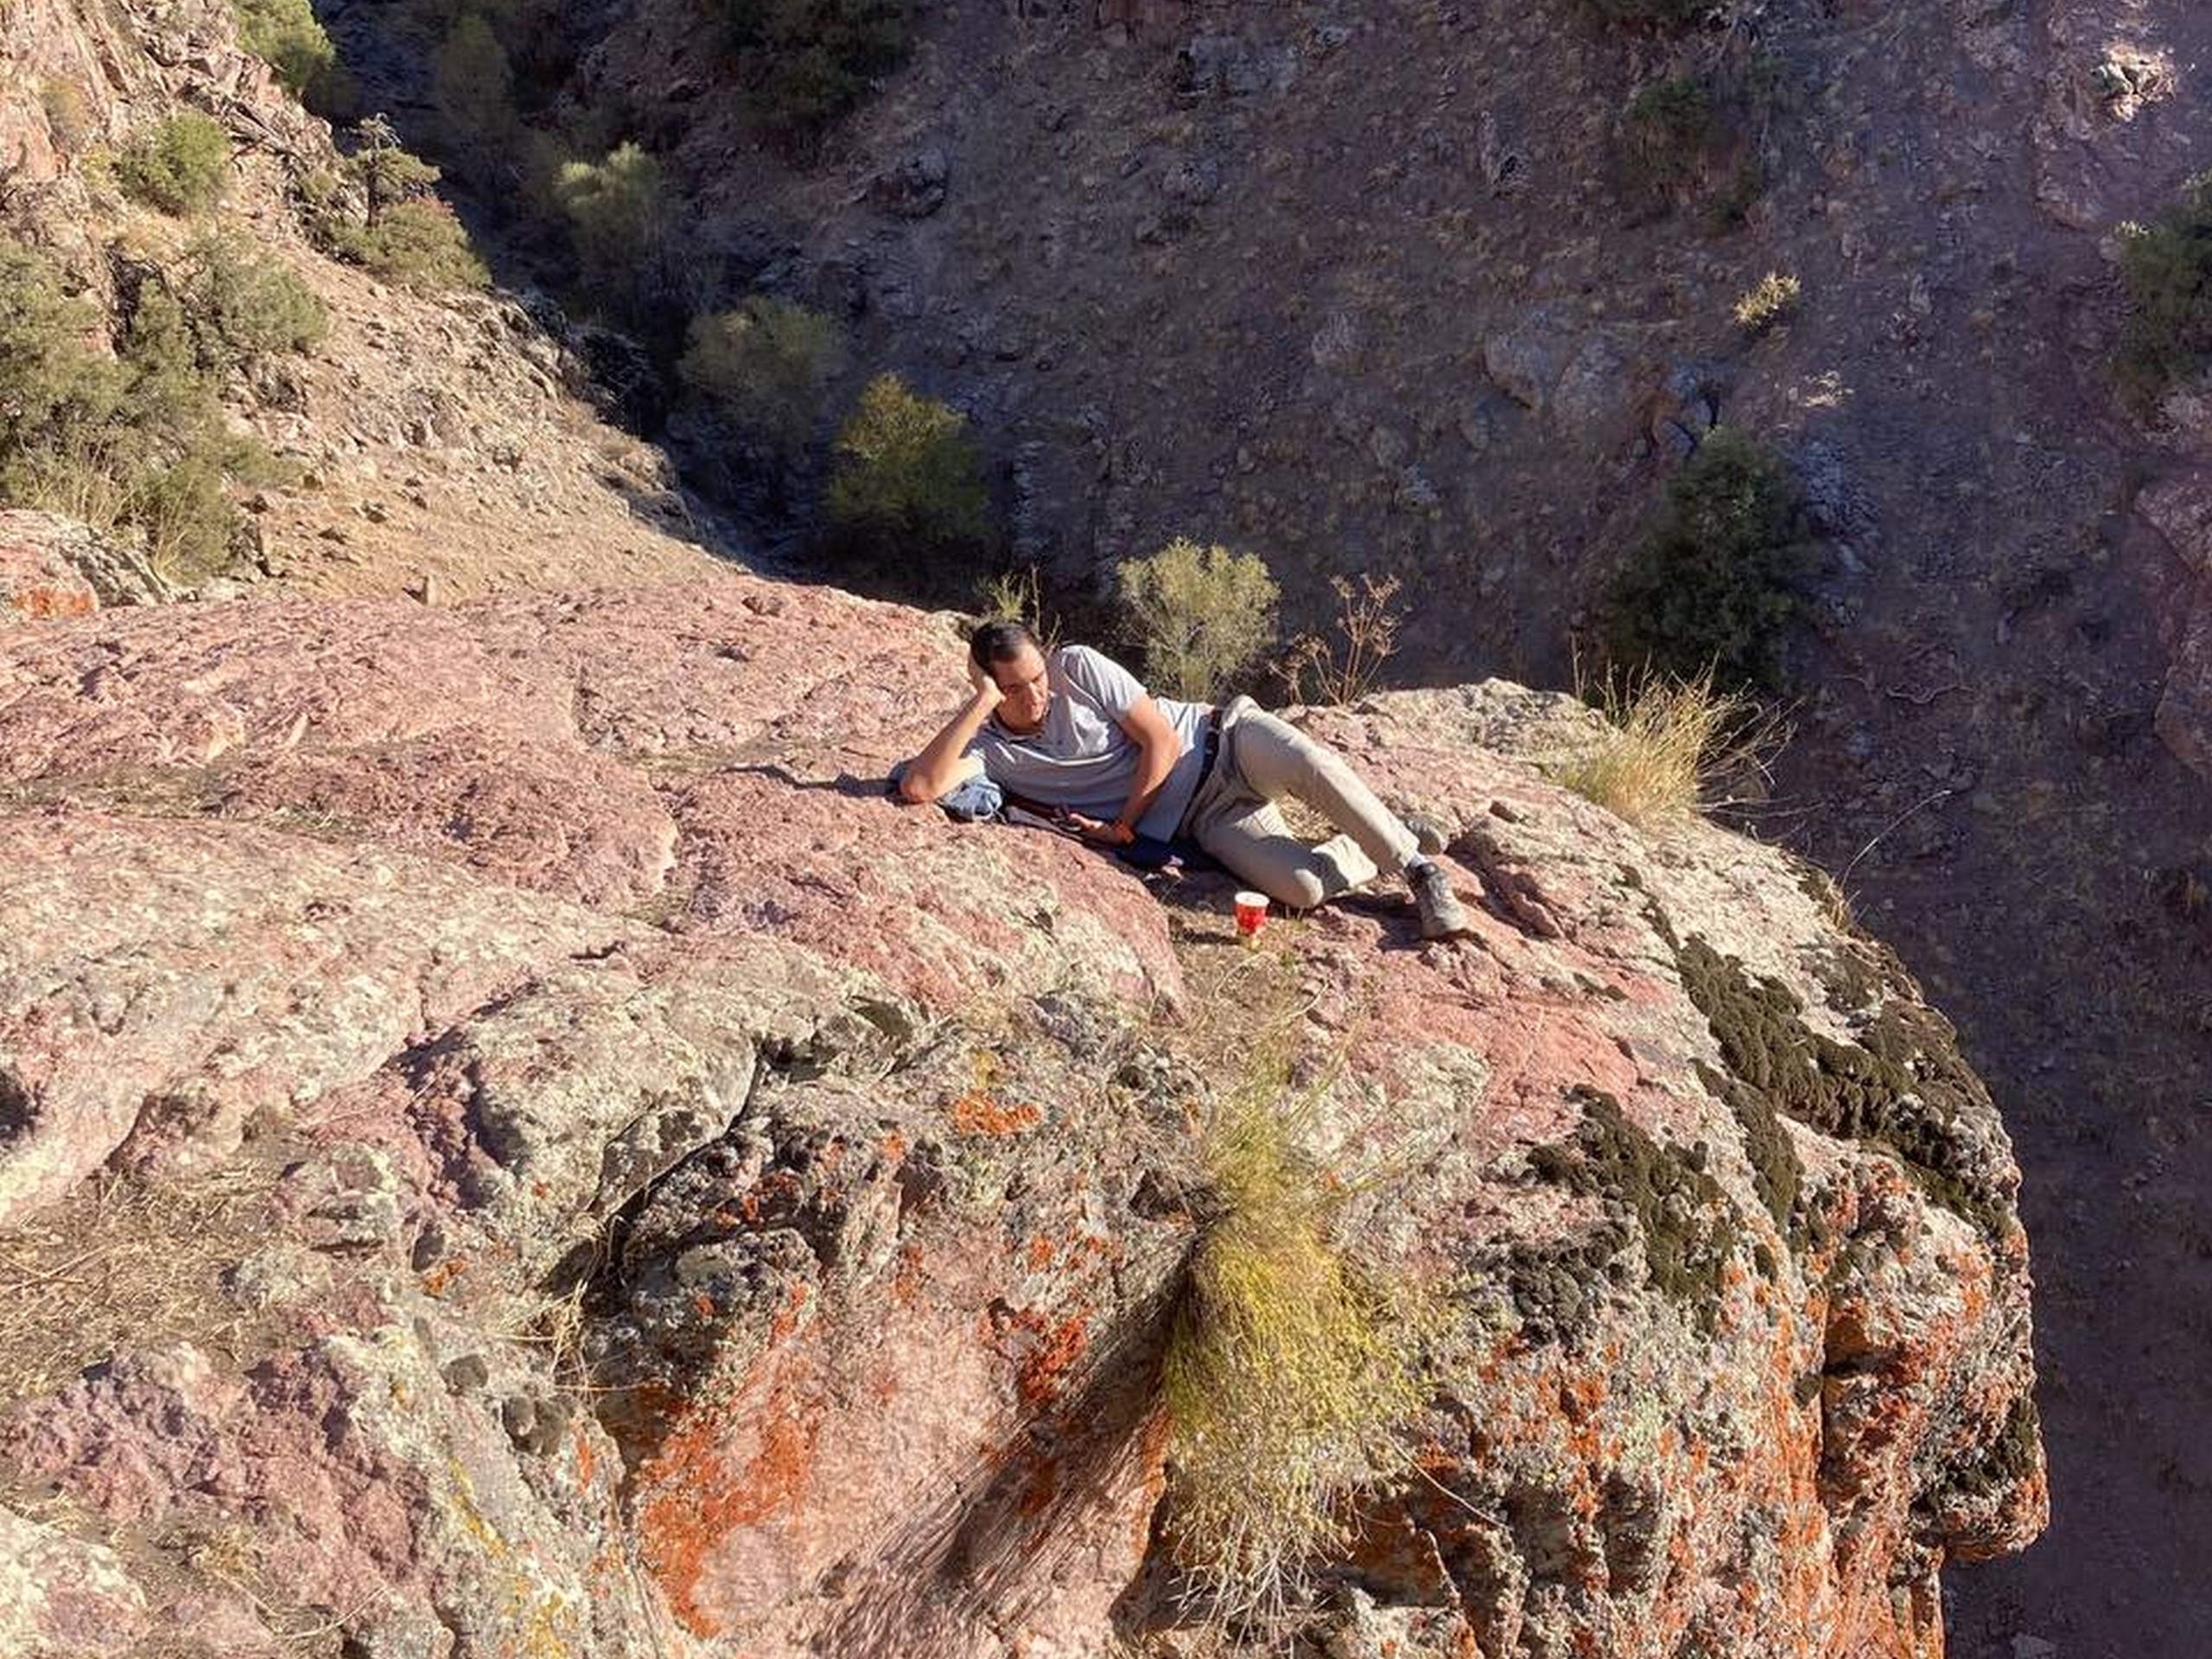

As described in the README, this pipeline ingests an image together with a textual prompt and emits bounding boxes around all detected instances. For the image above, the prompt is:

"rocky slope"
[347,0,2212,1649]
[0,0,728,606]
[0,573,2043,1656]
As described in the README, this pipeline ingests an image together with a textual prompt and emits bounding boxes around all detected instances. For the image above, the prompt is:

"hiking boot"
[1403,813,1448,857]
[1408,859,1473,941]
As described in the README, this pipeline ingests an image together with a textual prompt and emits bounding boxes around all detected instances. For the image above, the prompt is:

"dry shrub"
[1278,573,1403,706]
[1160,1018,1433,1631]
[973,563,1061,650]
[1553,671,1764,826]
[1116,537,1281,702]
[1733,270,1802,334]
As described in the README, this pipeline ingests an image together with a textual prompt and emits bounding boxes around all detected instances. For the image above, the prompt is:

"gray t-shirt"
[964,645,1211,841]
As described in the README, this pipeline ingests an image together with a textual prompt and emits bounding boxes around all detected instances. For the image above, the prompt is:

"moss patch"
[1675,935,2011,1243]
[1529,1086,1737,1334]
[1915,1393,2042,1527]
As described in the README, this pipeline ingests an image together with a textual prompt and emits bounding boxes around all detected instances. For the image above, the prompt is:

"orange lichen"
[1014,1311,1090,1410]
[422,1256,467,1297]
[1023,1235,1057,1272]
[639,1363,826,1637]
[891,1241,927,1308]
[950,1090,1045,1135]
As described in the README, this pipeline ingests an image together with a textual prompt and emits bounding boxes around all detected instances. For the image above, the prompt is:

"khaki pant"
[1182,697,1418,910]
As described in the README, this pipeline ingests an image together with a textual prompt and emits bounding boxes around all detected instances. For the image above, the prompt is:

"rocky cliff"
[0,573,2044,1657]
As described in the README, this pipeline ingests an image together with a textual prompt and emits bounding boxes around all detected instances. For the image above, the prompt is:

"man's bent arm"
[1109,696,1184,833]
[899,685,1000,804]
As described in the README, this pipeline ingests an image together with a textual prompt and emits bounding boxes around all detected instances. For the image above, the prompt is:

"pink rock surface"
[0,577,2043,1659]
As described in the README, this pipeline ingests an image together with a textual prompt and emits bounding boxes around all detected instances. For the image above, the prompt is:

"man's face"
[989,644,1052,732]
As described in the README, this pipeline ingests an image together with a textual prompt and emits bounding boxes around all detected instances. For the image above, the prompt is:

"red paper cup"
[1233,890,1269,939]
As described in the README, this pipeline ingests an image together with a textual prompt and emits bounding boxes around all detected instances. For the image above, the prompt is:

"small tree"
[1116,537,1281,702]
[555,143,674,317]
[433,13,522,169]
[824,373,989,555]
[117,113,232,215]
[677,297,846,452]
[303,123,488,292]
[350,116,442,225]
[1602,427,1809,690]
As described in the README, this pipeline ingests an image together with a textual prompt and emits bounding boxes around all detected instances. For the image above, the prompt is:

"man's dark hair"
[969,619,1039,673]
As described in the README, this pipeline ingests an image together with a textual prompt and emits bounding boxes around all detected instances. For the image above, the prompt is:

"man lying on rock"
[894,620,1475,941]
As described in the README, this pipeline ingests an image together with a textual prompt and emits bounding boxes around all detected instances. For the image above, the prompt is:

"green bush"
[555,143,673,316]
[1602,427,1810,690]
[2117,174,2212,395]
[823,373,989,556]
[1622,77,1718,200]
[0,240,277,584]
[181,234,328,370]
[710,0,912,128]
[677,297,846,451]
[324,200,489,290]
[116,113,232,215]
[1115,537,1281,702]
[433,13,522,167]
[230,0,353,113]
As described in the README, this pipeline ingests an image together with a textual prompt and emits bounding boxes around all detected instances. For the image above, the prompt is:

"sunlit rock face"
[0,575,2041,1657]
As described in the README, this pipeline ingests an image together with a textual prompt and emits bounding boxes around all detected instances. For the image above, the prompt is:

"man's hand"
[1068,812,1135,847]
[966,656,1004,710]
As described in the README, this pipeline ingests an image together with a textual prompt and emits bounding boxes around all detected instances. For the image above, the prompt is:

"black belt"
[1173,707,1225,840]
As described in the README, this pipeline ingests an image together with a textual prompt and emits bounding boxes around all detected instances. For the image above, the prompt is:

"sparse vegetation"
[1115,537,1281,702]
[304,123,489,292]
[1733,271,1802,335]
[1618,57,1783,228]
[116,112,232,216]
[823,373,991,558]
[0,239,281,583]
[974,563,1060,649]
[1602,427,1810,690]
[1622,76,1719,201]
[181,234,329,371]
[0,1163,278,1412]
[1162,1060,1433,1629]
[555,143,676,317]
[1278,573,1405,705]
[709,0,914,130]
[231,0,354,113]
[2117,173,2212,396]
[1573,0,1706,23]
[1552,672,1758,826]
[677,296,846,452]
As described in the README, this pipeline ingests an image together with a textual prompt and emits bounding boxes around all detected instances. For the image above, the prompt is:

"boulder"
[0,575,2046,1658]
[0,510,169,622]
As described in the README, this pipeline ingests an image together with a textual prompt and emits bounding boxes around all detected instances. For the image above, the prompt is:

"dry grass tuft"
[1552,673,1764,828]
[1733,271,1802,334]
[0,1163,278,1411]
[1159,1022,1433,1632]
